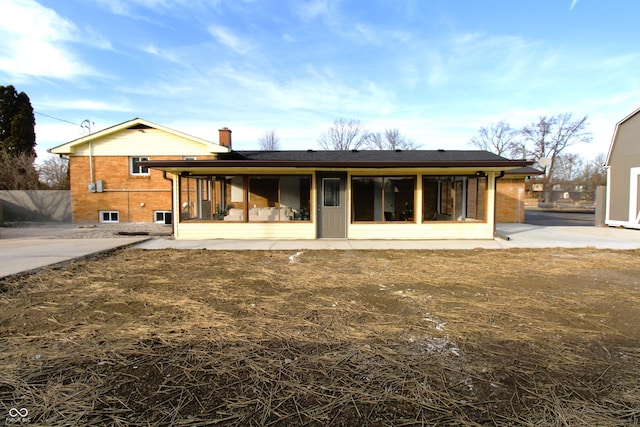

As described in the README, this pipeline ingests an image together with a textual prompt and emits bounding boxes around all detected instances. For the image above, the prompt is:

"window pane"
[131,157,149,174]
[352,177,414,222]
[385,177,415,221]
[100,211,118,223]
[352,177,382,221]
[179,175,311,223]
[423,176,486,222]
[281,176,311,220]
[323,178,341,207]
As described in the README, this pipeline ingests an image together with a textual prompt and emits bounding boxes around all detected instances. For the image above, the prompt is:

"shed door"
[317,172,347,238]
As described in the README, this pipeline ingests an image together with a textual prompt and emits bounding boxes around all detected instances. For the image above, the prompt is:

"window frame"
[99,210,119,223]
[422,175,488,222]
[179,174,312,223]
[130,156,150,176]
[322,178,341,207]
[351,175,416,223]
[154,210,172,224]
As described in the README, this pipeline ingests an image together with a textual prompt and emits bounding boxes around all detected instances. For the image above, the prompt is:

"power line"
[35,111,80,126]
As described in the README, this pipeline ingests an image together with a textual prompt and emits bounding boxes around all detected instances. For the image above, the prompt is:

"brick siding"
[69,155,215,223]
[495,179,525,223]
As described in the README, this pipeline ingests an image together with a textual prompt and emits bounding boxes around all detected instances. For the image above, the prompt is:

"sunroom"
[142,150,531,240]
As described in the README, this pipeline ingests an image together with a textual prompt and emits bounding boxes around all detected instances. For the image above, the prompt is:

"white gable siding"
[72,129,222,156]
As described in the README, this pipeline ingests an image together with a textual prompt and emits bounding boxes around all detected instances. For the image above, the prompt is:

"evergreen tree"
[0,85,36,157]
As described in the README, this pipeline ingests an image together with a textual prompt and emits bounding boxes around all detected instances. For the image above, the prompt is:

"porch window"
[352,176,415,222]
[423,176,487,222]
[179,175,311,222]
[248,176,311,221]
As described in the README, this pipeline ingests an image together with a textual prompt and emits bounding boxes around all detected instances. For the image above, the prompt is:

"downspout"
[89,140,94,184]
[493,171,510,240]
[163,171,176,236]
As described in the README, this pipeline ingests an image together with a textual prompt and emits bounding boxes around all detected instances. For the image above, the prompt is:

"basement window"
[100,211,119,223]
[154,211,171,224]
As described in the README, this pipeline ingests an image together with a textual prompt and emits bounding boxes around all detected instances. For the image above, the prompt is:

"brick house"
[49,118,230,224]
[50,118,532,239]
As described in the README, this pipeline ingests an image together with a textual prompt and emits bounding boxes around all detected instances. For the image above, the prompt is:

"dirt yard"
[1,248,639,426]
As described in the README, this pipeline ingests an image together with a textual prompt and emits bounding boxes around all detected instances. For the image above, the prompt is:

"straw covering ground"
[1,248,639,425]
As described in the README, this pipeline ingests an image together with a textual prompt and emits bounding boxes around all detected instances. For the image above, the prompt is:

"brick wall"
[69,155,215,223]
[496,178,525,223]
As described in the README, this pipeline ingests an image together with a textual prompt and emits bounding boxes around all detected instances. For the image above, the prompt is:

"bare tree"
[39,155,70,189]
[469,120,521,158]
[521,113,592,203]
[577,153,607,188]
[258,129,280,151]
[0,150,40,190]
[554,153,584,182]
[318,118,370,150]
[366,128,419,150]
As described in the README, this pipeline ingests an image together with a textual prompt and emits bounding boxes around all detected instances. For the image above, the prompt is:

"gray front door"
[317,172,347,238]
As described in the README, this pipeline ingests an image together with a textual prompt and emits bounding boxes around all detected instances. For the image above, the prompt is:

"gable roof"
[48,117,229,155]
[141,149,532,173]
[606,107,640,166]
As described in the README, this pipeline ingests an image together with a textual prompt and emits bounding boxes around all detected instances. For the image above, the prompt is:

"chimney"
[219,127,232,149]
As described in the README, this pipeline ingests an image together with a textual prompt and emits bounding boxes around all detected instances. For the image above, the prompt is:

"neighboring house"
[49,118,230,224]
[605,108,640,229]
[49,118,533,239]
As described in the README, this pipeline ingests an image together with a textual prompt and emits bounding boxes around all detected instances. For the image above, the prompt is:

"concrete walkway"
[133,224,640,251]
[0,226,149,278]
[1,224,639,279]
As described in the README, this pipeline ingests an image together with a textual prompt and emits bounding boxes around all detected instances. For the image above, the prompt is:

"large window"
[352,176,415,222]
[179,175,311,222]
[423,176,487,222]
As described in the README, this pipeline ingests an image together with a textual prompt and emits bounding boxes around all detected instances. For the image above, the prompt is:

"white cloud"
[36,98,133,116]
[296,0,333,20]
[97,0,211,15]
[208,25,254,55]
[569,0,578,11]
[0,0,101,79]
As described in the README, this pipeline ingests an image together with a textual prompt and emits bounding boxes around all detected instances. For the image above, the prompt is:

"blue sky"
[1,0,639,161]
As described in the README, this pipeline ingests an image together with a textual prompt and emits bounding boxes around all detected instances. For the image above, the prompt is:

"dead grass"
[1,248,639,425]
